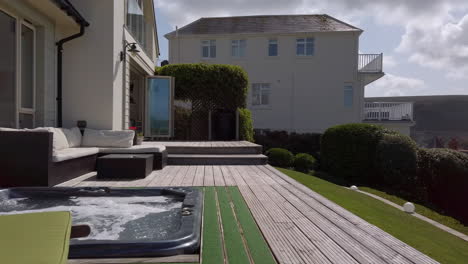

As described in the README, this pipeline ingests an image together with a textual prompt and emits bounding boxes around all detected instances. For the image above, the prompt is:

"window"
[201,40,216,58]
[268,39,278,56]
[126,0,148,52]
[296,37,314,56]
[252,83,270,106]
[231,39,246,57]
[344,85,353,107]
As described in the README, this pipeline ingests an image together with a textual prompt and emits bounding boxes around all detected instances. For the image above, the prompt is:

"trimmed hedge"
[417,148,468,224]
[321,123,385,183]
[157,63,248,109]
[254,131,321,156]
[266,148,294,168]
[375,133,418,187]
[238,108,254,142]
[293,153,317,173]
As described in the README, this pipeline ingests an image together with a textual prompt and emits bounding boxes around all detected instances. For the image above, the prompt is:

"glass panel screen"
[147,78,172,136]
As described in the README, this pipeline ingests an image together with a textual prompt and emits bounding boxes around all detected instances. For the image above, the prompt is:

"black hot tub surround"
[0,187,202,258]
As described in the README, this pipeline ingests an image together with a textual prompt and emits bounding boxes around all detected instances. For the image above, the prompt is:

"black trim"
[50,0,90,27]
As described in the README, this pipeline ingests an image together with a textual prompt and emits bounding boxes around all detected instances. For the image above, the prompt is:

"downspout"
[56,25,87,127]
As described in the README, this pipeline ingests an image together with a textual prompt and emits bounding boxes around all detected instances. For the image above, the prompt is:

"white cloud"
[365,74,426,97]
[383,55,397,69]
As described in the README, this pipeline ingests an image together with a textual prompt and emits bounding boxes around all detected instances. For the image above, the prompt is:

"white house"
[166,15,385,133]
[0,0,162,133]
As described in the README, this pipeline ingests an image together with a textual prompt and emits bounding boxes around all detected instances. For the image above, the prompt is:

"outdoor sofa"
[0,127,167,187]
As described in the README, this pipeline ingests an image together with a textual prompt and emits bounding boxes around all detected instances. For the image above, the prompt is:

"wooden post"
[235,109,239,140]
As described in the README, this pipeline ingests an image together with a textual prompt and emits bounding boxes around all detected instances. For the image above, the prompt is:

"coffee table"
[97,154,153,179]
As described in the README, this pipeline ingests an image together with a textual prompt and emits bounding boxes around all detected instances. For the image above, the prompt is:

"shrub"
[375,133,418,187]
[293,153,317,173]
[417,148,468,224]
[320,123,386,183]
[238,108,254,142]
[266,148,294,168]
[254,130,321,156]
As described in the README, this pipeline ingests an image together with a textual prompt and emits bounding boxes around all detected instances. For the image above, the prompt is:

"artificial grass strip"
[215,187,250,264]
[202,187,224,264]
[228,187,277,264]
[276,167,468,264]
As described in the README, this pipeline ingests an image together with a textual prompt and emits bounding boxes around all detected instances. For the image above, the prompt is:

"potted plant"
[135,132,144,145]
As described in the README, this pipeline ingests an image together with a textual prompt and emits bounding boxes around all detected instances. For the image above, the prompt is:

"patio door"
[145,76,174,138]
[0,9,35,128]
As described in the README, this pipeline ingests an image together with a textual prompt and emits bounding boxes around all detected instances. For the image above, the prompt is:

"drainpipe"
[56,25,87,127]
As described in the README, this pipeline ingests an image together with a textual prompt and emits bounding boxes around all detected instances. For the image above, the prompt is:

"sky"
[154,0,468,97]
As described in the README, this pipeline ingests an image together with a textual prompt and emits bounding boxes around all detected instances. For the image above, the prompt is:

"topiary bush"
[293,153,317,173]
[375,133,418,187]
[417,148,468,224]
[320,123,386,183]
[238,108,254,142]
[266,148,294,168]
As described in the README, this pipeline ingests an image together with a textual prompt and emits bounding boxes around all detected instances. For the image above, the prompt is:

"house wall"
[168,31,362,133]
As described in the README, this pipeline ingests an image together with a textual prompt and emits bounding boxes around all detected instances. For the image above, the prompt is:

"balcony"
[359,54,384,85]
[364,102,413,121]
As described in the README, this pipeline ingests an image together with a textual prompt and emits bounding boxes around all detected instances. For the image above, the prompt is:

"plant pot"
[136,136,144,145]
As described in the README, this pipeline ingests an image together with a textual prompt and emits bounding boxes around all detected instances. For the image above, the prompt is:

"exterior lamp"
[120,42,140,61]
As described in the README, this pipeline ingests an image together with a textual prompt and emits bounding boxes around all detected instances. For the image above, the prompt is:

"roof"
[165,14,361,38]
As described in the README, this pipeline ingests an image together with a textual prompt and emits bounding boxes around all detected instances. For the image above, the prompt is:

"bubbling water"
[0,196,183,241]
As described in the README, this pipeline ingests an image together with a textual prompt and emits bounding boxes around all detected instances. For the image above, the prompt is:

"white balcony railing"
[359,53,383,73]
[364,102,413,121]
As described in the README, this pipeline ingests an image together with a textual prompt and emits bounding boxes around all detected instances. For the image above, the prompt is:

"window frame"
[251,83,271,107]
[296,37,315,56]
[201,39,216,58]
[268,39,278,57]
[231,39,246,58]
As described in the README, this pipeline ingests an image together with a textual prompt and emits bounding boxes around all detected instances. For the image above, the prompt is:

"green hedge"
[157,63,248,109]
[254,131,321,156]
[375,133,418,187]
[238,108,254,142]
[266,148,294,168]
[293,153,317,173]
[320,123,385,183]
[417,148,468,224]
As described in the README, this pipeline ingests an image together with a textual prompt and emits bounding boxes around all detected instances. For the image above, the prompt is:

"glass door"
[18,21,35,128]
[146,76,173,137]
[0,10,17,128]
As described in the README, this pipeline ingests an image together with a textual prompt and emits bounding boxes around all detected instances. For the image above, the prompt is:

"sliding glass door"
[146,77,173,137]
[0,9,35,128]
[0,10,16,128]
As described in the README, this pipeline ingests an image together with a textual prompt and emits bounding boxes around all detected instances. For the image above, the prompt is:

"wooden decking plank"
[212,166,226,186]
[252,166,387,264]
[246,166,358,264]
[157,166,181,186]
[236,166,331,264]
[220,166,236,186]
[147,165,175,187]
[263,165,438,264]
[204,166,215,186]
[68,254,199,263]
[169,165,190,186]
[192,166,205,186]
[181,166,197,186]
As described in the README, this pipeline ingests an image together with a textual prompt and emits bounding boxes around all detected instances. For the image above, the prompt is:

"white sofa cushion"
[29,127,69,151]
[0,127,21,131]
[52,147,99,163]
[81,128,134,148]
[62,127,82,147]
[98,145,166,154]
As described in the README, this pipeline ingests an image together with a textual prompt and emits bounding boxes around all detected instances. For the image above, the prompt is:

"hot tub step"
[168,154,268,165]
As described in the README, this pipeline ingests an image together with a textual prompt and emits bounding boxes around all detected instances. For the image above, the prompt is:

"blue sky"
[154,0,468,97]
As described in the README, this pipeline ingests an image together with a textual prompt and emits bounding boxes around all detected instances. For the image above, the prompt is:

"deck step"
[168,154,268,165]
[165,146,262,155]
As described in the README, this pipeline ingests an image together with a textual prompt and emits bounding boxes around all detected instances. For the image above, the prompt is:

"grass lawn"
[277,167,468,264]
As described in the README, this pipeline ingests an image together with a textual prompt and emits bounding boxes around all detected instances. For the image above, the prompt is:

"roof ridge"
[199,14,329,19]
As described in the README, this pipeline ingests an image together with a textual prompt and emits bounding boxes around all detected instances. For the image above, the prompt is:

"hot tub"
[0,187,202,258]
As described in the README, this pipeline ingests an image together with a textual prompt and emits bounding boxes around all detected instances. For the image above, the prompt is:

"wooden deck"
[59,165,438,264]
[143,141,260,147]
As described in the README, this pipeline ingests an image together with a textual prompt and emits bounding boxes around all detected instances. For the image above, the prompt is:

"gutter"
[52,0,90,127]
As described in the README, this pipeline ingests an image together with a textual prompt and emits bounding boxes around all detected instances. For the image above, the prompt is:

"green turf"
[358,186,468,236]
[215,187,250,264]
[276,167,468,264]
[201,188,224,264]
[227,187,277,264]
